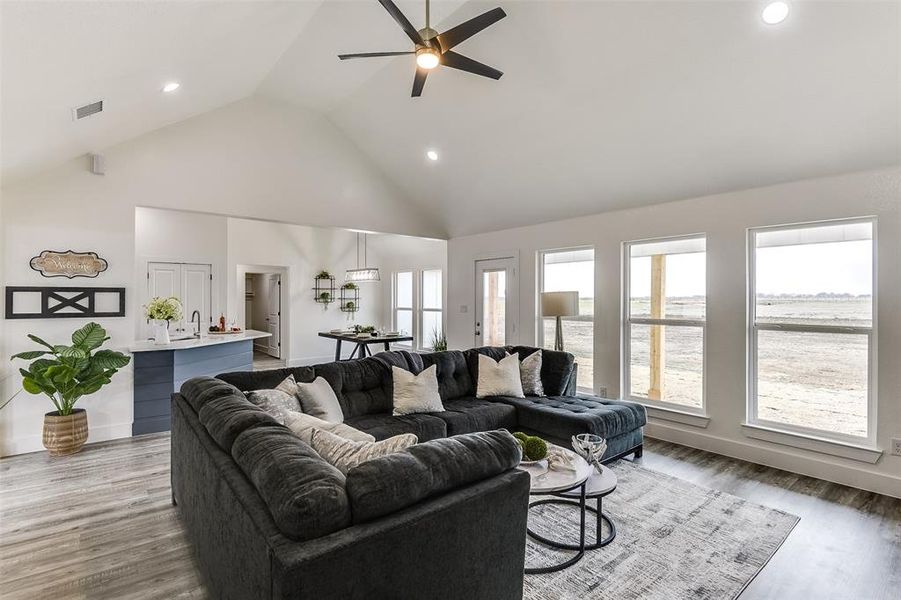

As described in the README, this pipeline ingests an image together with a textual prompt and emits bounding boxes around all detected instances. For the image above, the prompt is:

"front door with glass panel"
[474,258,517,346]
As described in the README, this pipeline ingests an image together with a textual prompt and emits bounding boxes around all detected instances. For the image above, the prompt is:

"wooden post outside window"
[648,254,666,400]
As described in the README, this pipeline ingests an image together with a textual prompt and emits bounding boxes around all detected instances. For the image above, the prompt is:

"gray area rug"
[523,461,799,600]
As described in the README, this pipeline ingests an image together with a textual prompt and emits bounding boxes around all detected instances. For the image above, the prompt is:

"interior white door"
[266,274,281,358]
[474,257,518,347]
[181,263,212,334]
[146,261,211,336]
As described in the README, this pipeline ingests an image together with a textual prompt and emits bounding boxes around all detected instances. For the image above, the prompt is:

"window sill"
[741,423,882,464]
[640,403,710,428]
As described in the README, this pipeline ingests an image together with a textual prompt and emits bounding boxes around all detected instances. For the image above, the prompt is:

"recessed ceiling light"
[426,150,439,161]
[762,2,789,25]
[162,82,180,93]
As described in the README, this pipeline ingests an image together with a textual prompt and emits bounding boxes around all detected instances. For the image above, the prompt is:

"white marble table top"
[558,464,618,498]
[518,448,593,494]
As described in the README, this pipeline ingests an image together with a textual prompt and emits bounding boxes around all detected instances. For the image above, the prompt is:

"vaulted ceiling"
[3,1,899,237]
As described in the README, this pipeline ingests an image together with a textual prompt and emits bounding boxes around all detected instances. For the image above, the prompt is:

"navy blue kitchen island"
[130,330,270,435]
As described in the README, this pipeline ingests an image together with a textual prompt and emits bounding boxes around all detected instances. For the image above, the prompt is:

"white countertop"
[129,329,271,353]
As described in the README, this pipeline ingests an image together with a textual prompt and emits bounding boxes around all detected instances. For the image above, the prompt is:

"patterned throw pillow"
[517,350,544,396]
[392,365,444,415]
[476,353,525,398]
[244,387,301,425]
[284,411,375,445]
[275,374,298,396]
[310,428,417,474]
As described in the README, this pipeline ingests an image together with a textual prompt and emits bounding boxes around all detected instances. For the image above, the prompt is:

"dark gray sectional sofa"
[171,345,646,600]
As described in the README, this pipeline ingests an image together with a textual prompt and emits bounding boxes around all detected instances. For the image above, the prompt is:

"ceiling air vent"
[73,100,103,120]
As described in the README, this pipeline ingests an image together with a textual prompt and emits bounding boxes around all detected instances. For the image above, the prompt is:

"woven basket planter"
[43,409,89,456]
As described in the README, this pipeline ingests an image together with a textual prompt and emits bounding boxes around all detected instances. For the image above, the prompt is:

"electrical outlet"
[892,438,901,456]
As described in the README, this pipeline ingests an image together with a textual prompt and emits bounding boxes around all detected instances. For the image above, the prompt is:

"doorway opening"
[244,271,285,370]
[474,257,518,347]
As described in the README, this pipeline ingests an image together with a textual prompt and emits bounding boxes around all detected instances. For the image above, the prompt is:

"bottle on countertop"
[219,314,226,332]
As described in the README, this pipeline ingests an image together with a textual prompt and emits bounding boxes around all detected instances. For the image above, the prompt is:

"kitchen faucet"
[191,310,202,337]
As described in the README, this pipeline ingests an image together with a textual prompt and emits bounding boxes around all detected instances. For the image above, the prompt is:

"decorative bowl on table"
[571,433,607,472]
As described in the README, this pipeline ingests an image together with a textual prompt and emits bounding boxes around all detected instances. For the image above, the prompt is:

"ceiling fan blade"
[412,67,428,97]
[339,51,415,60]
[377,0,425,46]
[437,7,506,51]
[440,51,503,80]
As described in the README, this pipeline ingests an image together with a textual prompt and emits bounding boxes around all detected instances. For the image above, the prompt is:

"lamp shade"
[345,267,380,282]
[541,291,579,317]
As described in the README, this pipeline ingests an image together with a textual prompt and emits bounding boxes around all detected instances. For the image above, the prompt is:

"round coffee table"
[519,452,595,574]
[530,465,618,551]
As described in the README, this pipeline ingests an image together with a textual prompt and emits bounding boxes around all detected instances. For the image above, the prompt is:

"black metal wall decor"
[30,250,108,278]
[5,286,126,319]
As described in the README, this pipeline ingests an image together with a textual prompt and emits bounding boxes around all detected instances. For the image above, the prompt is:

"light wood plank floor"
[253,350,285,371]
[1,435,898,599]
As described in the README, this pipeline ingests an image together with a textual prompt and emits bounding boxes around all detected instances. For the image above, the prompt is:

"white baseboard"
[1,422,133,457]
[645,421,901,500]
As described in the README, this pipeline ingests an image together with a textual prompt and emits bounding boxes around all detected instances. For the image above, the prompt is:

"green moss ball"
[524,436,548,461]
[513,431,529,443]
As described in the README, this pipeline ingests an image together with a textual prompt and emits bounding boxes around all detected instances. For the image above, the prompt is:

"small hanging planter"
[313,272,336,306]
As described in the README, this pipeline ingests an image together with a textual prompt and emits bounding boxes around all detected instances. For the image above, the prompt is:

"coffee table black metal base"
[524,483,588,574]
[527,496,616,551]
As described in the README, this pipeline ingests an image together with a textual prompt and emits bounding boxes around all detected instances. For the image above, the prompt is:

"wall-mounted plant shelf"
[313,274,336,305]
[339,283,360,314]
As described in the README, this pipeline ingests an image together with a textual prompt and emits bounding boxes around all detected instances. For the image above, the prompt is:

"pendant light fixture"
[345,232,380,282]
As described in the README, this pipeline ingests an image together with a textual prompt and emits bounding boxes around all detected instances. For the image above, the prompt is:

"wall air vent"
[73,100,103,120]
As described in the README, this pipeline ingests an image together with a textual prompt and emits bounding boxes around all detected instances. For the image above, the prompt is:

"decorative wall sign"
[30,250,108,279]
[5,286,125,319]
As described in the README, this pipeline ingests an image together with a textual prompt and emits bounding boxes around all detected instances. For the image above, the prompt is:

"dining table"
[318,331,414,361]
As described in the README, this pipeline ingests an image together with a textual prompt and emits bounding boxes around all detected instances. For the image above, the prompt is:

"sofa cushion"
[231,425,351,541]
[216,366,315,392]
[508,346,574,397]
[434,397,518,436]
[465,347,508,385]
[343,412,447,442]
[420,350,475,401]
[497,395,647,442]
[296,376,344,423]
[181,377,243,414]
[518,349,544,396]
[475,353,524,399]
[314,357,392,418]
[346,429,523,523]
[184,378,281,452]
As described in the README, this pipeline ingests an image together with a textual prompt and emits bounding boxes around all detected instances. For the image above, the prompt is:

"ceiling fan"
[338,0,506,97]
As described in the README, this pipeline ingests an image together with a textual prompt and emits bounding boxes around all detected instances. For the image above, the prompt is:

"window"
[392,269,444,350]
[540,248,594,391]
[394,271,413,347]
[624,236,706,411]
[749,219,874,443]
[421,269,443,349]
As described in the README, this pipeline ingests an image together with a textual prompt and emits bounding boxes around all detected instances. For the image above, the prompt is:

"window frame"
[746,217,877,447]
[420,268,444,350]
[622,233,708,415]
[537,245,595,394]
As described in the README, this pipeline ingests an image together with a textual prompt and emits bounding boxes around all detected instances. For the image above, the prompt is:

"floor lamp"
[541,291,579,352]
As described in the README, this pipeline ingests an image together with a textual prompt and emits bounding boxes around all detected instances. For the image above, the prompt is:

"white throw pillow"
[476,353,525,398]
[295,376,344,423]
[392,365,444,416]
[310,428,417,474]
[283,411,375,445]
[274,374,298,396]
[517,350,545,397]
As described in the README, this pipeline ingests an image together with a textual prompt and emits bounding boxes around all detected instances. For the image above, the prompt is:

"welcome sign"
[30,250,108,278]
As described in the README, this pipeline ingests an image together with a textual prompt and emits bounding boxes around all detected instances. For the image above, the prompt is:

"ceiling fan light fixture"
[416,48,440,70]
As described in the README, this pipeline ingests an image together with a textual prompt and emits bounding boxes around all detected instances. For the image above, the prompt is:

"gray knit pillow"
[310,428,417,474]
[516,350,544,396]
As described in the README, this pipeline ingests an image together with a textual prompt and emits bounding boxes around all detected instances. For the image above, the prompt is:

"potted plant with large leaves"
[11,322,131,456]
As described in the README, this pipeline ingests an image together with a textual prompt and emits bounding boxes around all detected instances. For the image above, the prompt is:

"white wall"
[0,95,442,456]
[447,168,901,498]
